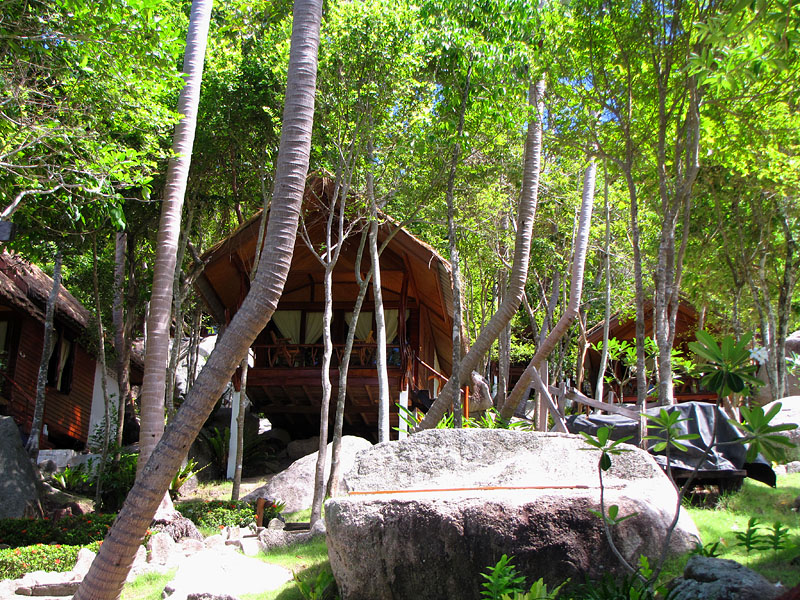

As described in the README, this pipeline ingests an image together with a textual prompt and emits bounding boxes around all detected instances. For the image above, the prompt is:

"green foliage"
[480,554,527,600]
[732,403,799,463]
[572,571,660,600]
[93,453,139,512]
[396,404,531,432]
[174,499,284,529]
[170,459,207,501]
[292,566,337,600]
[198,427,230,472]
[735,517,796,555]
[0,542,101,580]
[0,514,115,548]
[588,504,638,527]
[643,409,700,454]
[579,426,633,472]
[689,541,723,558]
[688,331,762,398]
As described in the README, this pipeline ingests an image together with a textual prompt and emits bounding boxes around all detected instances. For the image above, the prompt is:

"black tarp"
[566,401,776,487]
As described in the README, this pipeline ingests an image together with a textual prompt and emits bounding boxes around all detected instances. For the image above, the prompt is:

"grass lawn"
[682,472,800,587]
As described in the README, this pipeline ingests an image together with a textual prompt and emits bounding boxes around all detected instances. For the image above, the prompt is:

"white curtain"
[304,312,324,344]
[383,309,409,343]
[272,310,301,343]
[345,311,373,341]
[56,336,71,389]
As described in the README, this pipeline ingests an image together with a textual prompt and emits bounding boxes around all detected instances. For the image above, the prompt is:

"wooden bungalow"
[195,177,454,441]
[0,251,135,449]
[582,300,714,404]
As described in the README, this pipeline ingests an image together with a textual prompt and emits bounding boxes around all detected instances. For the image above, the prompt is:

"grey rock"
[257,525,325,553]
[267,518,285,530]
[186,594,240,600]
[147,531,180,566]
[163,548,291,600]
[244,436,371,512]
[203,534,225,549]
[669,556,783,600]
[0,417,40,519]
[787,461,800,474]
[286,436,320,460]
[15,581,81,596]
[179,538,206,556]
[326,429,700,600]
[72,548,96,576]
[152,511,204,542]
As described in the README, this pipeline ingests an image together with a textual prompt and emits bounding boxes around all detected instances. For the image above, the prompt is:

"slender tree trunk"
[92,236,112,509]
[367,135,391,441]
[444,66,471,428]
[418,77,545,430]
[328,232,370,497]
[26,246,62,461]
[500,155,596,421]
[497,212,510,408]
[112,233,131,451]
[138,0,213,475]
[595,161,612,402]
[73,1,321,596]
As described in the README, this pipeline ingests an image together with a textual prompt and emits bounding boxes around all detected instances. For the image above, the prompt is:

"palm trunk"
[418,77,545,430]
[26,246,62,461]
[137,0,213,475]
[500,155,596,421]
[73,1,321,596]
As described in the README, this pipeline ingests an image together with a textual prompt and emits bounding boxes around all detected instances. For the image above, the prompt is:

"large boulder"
[325,429,700,600]
[668,556,783,600]
[243,436,372,512]
[0,417,40,518]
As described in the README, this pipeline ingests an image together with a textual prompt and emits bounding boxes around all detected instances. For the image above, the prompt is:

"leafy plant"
[51,464,90,492]
[0,514,115,548]
[643,409,700,454]
[0,541,101,579]
[735,517,769,554]
[481,554,527,600]
[689,541,723,558]
[500,577,567,600]
[688,331,762,398]
[730,403,798,463]
[175,499,261,529]
[198,427,230,472]
[169,459,206,500]
[579,426,633,472]
[293,566,337,600]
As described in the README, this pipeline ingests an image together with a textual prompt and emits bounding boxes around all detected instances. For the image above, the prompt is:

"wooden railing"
[251,342,402,369]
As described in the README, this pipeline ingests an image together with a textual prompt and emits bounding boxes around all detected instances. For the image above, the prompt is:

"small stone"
[147,531,179,566]
[267,518,285,530]
[203,534,225,549]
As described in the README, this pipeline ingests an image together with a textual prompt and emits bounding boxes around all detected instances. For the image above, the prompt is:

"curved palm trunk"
[418,78,545,430]
[137,0,213,475]
[500,155,596,421]
[72,1,321,597]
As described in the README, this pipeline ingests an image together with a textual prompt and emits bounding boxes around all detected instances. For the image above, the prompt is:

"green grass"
[120,570,176,600]
[683,472,800,586]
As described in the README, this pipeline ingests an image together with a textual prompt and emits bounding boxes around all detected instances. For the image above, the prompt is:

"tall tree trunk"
[418,77,545,430]
[595,161,612,402]
[496,212,511,408]
[73,1,321,596]
[367,135,391,441]
[112,232,131,451]
[500,155,596,421]
[92,236,112,509]
[26,246,62,461]
[444,66,471,428]
[328,232,370,497]
[138,0,213,475]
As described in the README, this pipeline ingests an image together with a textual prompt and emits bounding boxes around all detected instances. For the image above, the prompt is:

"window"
[47,328,74,394]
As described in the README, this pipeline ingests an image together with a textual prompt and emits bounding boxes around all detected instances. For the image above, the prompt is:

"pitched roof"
[0,250,91,332]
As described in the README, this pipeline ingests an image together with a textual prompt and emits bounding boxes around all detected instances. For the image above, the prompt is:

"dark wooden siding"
[9,316,95,447]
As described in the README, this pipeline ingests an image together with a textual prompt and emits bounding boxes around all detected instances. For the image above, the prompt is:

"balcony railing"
[252,342,402,369]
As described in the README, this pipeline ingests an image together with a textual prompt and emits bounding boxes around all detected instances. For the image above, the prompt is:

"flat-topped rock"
[326,429,700,600]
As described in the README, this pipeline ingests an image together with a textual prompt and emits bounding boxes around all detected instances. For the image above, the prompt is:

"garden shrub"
[0,541,101,580]
[175,499,281,529]
[0,514,115,548]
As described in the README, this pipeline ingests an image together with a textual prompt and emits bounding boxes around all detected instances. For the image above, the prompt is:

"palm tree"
[137,0,214,475]
[72,0,323,596]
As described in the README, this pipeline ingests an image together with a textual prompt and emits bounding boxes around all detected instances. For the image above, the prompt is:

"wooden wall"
[10,315,95,448]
